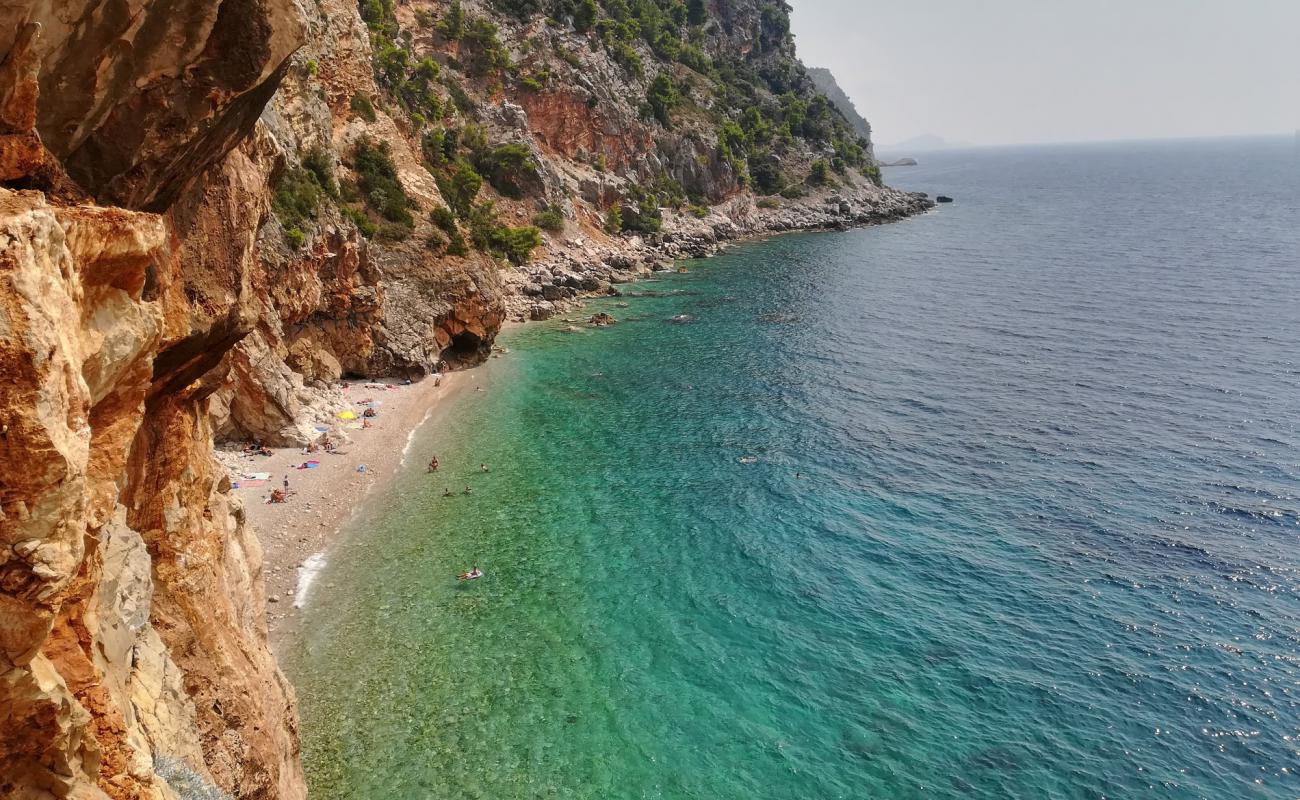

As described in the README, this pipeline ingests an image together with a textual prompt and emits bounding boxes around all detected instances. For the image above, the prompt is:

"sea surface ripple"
[287,137,1300,799]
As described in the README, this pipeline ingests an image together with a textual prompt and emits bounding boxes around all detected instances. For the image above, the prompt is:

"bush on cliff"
[272,163,331,247]
[808,159,830,186]
[349,93,377,122]
[351,137,414,238]
[474,143,538,198]
[440,0,466,39]
[302,148,338,198]
[534,205,565,232]
[618,187,663,234]
[604,203,623,234]
[463,17,511,75]
[430,206,469,255]
[646,74,678,125]
[468,202,542,264]
[437,162,484,218]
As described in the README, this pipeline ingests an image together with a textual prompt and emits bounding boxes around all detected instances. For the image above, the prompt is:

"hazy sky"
[789,0,1300,147]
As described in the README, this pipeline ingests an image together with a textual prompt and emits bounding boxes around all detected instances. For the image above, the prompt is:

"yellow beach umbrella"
[338,410,357,420]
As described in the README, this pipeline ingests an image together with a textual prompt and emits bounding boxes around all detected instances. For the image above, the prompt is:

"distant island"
[879,133,973,153]
[878,157,919,167]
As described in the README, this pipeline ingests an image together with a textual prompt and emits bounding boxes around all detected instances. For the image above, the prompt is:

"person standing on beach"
[283,475,289,491]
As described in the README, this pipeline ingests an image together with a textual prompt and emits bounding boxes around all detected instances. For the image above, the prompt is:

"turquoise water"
[286,138,1300,798]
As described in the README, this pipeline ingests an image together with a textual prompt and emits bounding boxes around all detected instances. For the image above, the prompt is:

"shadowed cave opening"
[440,330,487,369]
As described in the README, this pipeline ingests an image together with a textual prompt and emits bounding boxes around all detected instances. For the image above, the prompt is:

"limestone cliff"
[808,66,874,153]
[0,0,926,797]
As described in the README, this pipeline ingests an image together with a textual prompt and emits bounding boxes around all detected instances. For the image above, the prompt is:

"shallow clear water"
[286,137,1300,799]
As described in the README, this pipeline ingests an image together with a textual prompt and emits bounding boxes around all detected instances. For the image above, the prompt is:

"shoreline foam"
[230,371,474,644]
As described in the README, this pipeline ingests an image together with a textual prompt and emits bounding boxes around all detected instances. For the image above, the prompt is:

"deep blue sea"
[286,137,1300,798]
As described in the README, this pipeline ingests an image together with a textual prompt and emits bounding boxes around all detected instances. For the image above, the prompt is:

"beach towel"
[244,472,271,481]
[346,423,364,430]
[338,410,357,420]
[236,479,268,488]
[314,426,329,432]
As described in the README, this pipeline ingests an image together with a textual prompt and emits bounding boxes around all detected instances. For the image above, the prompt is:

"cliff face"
[0,1,923,797]
[1,5,305,798]
[807,67,873,153]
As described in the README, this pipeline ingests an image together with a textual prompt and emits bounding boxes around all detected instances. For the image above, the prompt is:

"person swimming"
[463,485,473,495]
[458,567,482,581]
[442,487,453,497]
[480,463,489,472]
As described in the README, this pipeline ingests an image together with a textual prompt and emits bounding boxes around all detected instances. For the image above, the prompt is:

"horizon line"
[877,131,1297,152]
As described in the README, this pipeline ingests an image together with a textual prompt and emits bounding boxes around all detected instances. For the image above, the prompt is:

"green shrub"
[430,205,458,234]
[687,0,707,25]
[302,148,338,198]
[354,138,412,224]
[464,17,511,75]
[688,204,709,218]
[284,227,307,249]
[445,79,475,113]
[376,221,412,242]
[341,205,377,238]
[272,167,323,233]
[440,0,465,38]
[646,74,678,125]
[779,184,806,199]
[620,194,662,233]
[756,197,780,209]
[604,203,623,233]
[430,205,469,254]
[809,159,830,186]
[350,93,377,122]
[437,162,483,218]
[533,205,565,232]
[422,128,447,167]
[305,59,319,77]
[475,142,537,198]
[747,150,783,195]
[468,202,541,264]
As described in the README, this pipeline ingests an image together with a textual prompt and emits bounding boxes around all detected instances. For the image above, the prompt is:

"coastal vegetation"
[348,0,877,253]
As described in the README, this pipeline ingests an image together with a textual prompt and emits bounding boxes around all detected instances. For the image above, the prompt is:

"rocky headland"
[0,0,928,797]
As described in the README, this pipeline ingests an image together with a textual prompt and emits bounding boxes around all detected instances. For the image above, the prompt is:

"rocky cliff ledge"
[0,1,926,797]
